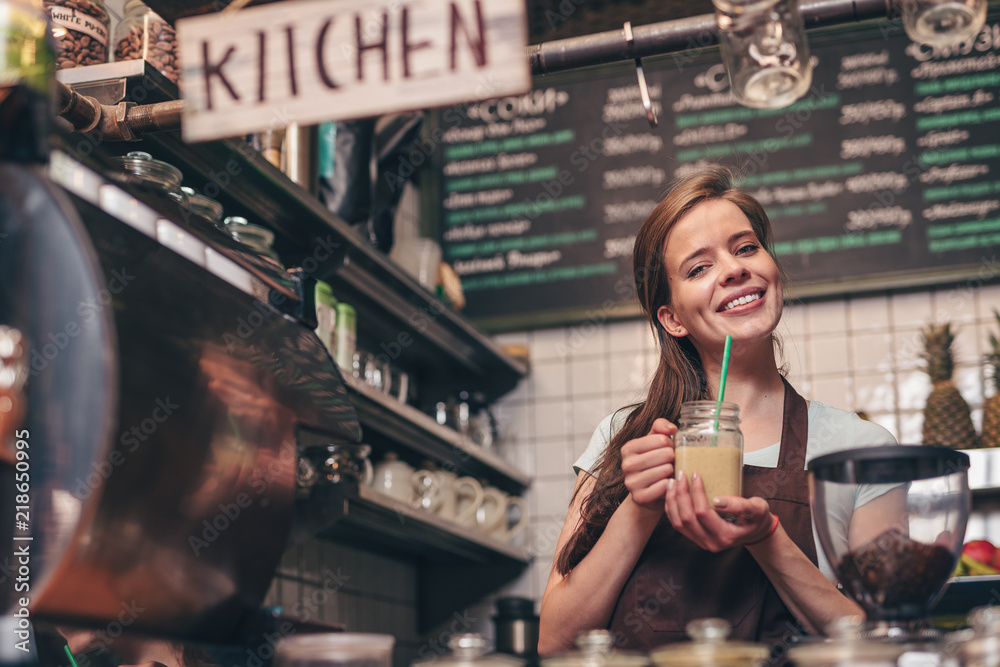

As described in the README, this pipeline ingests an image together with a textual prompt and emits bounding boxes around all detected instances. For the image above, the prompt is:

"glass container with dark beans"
[44,0,109,69]
[113,0,178,84]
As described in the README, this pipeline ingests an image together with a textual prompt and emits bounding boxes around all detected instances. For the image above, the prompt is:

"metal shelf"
[345,375,530,495]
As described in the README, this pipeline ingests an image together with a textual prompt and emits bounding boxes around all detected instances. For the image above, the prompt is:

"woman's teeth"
[723,293,761,311]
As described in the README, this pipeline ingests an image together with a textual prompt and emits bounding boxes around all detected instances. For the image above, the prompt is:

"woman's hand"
[621,418,677,511]
[664,471,775,551]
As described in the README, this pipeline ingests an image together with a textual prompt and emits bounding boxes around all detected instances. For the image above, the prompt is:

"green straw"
[713,335,732,445]
[64,645,81,667]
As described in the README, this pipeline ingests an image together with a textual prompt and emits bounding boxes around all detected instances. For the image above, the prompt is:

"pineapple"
[920,322,979,449]
[983,310,1000,449]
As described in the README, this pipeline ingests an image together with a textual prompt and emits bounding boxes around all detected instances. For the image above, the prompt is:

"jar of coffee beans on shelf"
[113,0,179,84]
[44,0,109,69]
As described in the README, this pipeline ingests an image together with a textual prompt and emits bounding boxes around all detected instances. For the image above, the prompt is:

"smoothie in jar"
[675,401,743,511]
[674,445,742,502]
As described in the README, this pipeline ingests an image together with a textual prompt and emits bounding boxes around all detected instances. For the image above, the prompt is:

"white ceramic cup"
[412,469,443,513]
[433,473,484,525]
[477,486,529,541]
[455,478,487,531]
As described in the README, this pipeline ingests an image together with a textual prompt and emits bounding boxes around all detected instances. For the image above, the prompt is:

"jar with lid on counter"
[44,0,109,69]
[412,634,523,667]
[115,150,187,205]
[113,0,179,84]
[649,619,768,667]
[542,630,648,667]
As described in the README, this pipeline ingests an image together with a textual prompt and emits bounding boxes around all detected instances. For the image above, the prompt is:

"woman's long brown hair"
[554,164,779,575]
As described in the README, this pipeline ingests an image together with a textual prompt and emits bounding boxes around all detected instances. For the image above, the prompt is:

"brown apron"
[607,378,817,661]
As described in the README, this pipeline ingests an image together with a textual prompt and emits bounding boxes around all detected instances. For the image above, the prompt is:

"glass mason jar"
[44,0,109,69]
[711,0,812,109]
[115,150,187,204]
[674,401,743,506]
[223,215,280,262]
[650,619,768,667]
[113,0,179,84]
[179,186,224,230]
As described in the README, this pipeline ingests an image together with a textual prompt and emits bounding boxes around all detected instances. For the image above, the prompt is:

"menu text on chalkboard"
[433,18,1000,330]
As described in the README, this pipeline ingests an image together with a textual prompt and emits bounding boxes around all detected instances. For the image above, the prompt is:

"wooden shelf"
[344,375,530,495]
[57,61,529,405]
[305,483,529,565]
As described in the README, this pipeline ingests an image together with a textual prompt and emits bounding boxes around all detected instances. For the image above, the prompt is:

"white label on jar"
[50,7,108,46]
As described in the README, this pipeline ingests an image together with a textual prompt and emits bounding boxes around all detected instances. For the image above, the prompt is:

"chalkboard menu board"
[434,18,1000,330]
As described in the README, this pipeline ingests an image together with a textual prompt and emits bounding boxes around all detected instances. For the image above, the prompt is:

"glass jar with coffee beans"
[113,0,179,84]
[44,0,109,69]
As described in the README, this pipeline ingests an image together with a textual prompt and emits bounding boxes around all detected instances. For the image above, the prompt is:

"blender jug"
[808,445,970,639]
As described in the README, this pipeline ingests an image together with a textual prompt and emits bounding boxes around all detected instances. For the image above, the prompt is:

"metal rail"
[527,0,895,74]
[55,0,896,137]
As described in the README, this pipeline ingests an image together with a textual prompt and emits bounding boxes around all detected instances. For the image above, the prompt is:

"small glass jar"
[224,215,281,264]
[787,616,906,667]
[113,0,179,84]
[115,150,187,204]
[542,629,648,667]
[413,634,523,667]
[650,619,768,667]
[45,0,109,69]
[948,606,1000,667]
[674,401,743,505]
[179,186,224,230]
[314,280,338,357]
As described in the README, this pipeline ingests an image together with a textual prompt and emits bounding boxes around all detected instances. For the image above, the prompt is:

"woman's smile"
[719,287,765,313]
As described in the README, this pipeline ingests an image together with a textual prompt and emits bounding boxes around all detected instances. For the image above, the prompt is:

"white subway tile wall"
[269,283,1000,658]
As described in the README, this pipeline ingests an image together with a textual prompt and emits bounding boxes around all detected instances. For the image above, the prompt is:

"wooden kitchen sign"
[177,0,530,143]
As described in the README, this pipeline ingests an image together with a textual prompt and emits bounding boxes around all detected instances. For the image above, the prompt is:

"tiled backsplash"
[491,282,1000,605]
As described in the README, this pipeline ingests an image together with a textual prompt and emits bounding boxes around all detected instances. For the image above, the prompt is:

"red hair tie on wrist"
[746,514,780,546]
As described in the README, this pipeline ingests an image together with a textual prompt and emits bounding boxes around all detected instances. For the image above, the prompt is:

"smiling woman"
[538,164,899,658]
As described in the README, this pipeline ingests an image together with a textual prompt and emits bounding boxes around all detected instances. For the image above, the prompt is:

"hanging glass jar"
[112,0,179,84]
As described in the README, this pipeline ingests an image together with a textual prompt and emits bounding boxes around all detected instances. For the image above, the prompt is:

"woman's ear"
[656,305,687,338]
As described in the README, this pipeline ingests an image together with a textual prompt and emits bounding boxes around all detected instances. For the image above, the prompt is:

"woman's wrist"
[621,495,664,530]
[745,514,780,546]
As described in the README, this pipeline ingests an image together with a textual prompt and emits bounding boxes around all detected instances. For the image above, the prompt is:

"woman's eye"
[687,265,707,278]
[737,243,759,255]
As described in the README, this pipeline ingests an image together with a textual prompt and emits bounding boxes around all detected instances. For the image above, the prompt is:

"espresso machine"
[0,136,361,665]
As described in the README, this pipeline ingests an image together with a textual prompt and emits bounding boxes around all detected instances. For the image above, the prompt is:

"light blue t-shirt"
[573,401,898,582]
